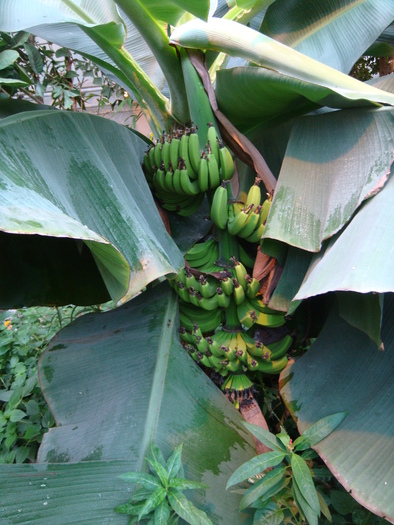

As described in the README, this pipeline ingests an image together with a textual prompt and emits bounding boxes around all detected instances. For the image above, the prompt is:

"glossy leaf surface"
[280,296,394,521]
[0,283,255,523]
[263,107,394,252]
[261,0,394,73]
[0,110,184,306]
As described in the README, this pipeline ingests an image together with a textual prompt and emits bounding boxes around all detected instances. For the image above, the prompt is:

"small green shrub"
[0,305,91,463]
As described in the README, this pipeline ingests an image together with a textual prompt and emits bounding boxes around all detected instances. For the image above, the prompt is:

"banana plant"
[0,0,394,523]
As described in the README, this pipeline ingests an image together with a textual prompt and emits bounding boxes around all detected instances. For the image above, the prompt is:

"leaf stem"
[113,0,190,125]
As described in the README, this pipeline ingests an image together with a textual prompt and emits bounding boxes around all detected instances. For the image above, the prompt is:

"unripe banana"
[198,153,209,193]
[161,139,171,171]
[154,137,163,168]
[149,144,156,169]
[227,205,252,236]
[219,272,234,295]
[199,275,218,298]
[180,163,200,195]
[177,192,205,216]
[188,130,201,175]
[218,141,235,181]
[210,181,229,229]
[233,278,246,305]
[238,206,261,239]
[245,275,261,299]
[260,195,272,225]
[196,292,219,311]
[216,287,231,308]
[179,132,197,179]
[267,335,293,360]
[245,178,261,207]
[207,152,220,189]
[185,237,216,261]
[207,122,220,165]
[244,222,265,244]
[169,134,180,169]
[231,257,249,291]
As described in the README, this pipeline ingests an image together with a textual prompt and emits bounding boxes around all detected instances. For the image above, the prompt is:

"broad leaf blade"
[293,167,394,299]
[262,0,394,73]
[154,499,171,525]
[0,283,255,523]
[0,110,184,306]
[264,107,394,252]
[293,412,348,451]
[280,296,394,521]
[226,451,286,489]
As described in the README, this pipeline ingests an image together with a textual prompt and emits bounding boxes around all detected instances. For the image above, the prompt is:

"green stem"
[180,48,219,149]
[83,26,171,136]
[224,298,242,331]
[113,0,190,124]
[215,227,239,268]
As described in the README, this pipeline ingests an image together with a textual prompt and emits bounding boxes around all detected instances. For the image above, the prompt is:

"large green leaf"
[0,110,184,307]
[170,18,394,107]
[263,106,394,252]
[292,161,394,298]
[279,296,394,521]
[261,0,394,73]
[0,283,255,523]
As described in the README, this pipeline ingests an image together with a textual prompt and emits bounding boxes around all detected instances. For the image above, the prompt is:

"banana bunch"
[142,124,235,216]
[180,325,291,379]
[209,178,272,240]
[183,236,220,274]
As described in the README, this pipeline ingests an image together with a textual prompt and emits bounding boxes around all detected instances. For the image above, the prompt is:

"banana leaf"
[0,110,184,307]
[279,294,394,522]
[261,0,394,73]
[263,106,394,252]
[0,282,255,524]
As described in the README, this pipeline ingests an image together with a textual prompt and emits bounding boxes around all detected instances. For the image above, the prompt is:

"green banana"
[216,287,231,308]
[154,138,163,168]
[164,166,175,192]
[244,222,265,243]
[255,310,286,328]
[218,141,235,181]
[179,326,196,344]
[245,178,261,207]
[225,358,243,373]
[260,195,272,225]
[210,181,229,229]
[161,139,171,171]
[198,153,209,193]
[179,132,197,179]
[266,335,293,360]
[219,272,234,295]
[169,134,180,169]
[231,257,249,291]
[186,242,219,269]
[177,192,205,216]
[207,122,220,165]
[149,144,156,169]
[174,281,191,303]
[199,275,218,298]
[180,164,200,195]
[179,303,223,333]
[238,205,261,239]
[196,292,219,311]
[233,278,246,305]
[238,243,255,269]
[248,355,288,374]
[188,129,201,175]
[143,148,153,173]
[207,152,220,189]
[245,275,261,299]
[184,237,216,261]
[227,205,252,236]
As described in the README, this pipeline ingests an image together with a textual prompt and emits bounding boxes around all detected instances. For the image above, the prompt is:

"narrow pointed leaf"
[0,110,184,307]
[253,501,284,525]
[264,107,394,252]
[262,0,394,73]
[280,296,394,521]
[118,472,161,491]
[291,454,320,514]
[317,490,332,522]
[166,443,183,480]
[0,283,255,523]
[168,478,208,491]
[239,466,286,510]
[243,422,287,453]
[149,442,167,468]
[146,458,168,487]
[138,487,166,520]
[226,451,286,489]
[154,499,171,525]
[292,483,318,525]
[293,412,348,451]
[167,490,213,525]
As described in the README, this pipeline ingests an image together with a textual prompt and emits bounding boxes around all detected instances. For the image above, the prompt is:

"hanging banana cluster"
[168,234,292,392]
[143,123,235,216]
[210,178,272,241]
